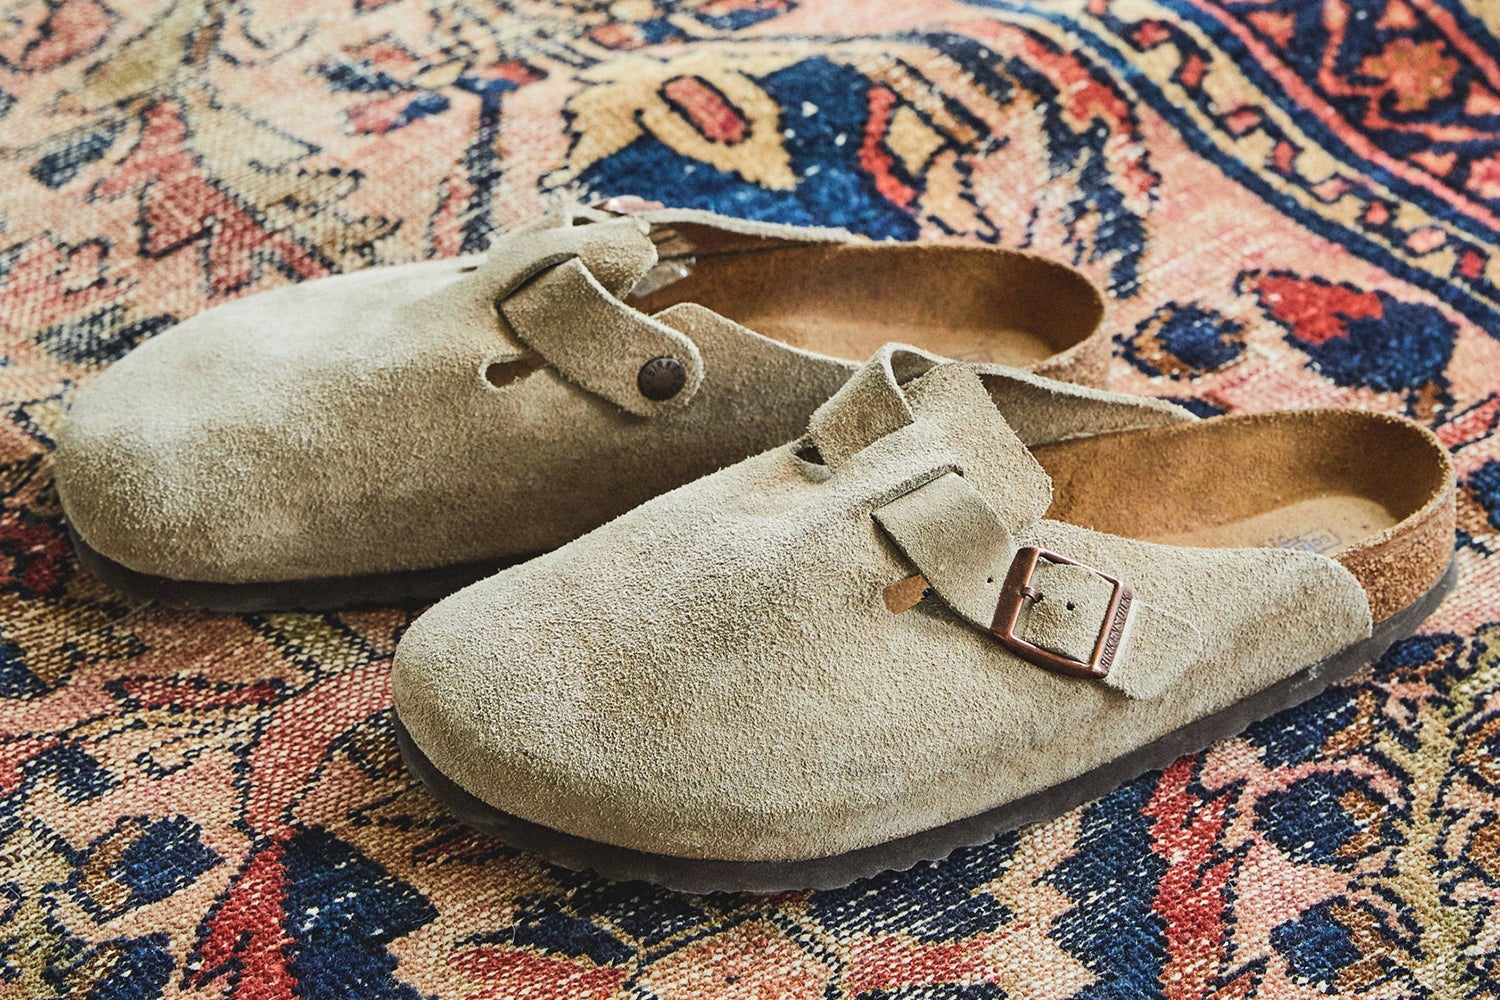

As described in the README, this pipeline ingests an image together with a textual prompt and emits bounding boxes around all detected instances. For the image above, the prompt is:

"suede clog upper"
[387,347,1452,863]
[55,206,1109,591]
[391,347,1454,866]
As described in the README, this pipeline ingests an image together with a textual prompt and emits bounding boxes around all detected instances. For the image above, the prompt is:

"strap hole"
[1066,601,1076,611]
[458,264,479,273]
[484,355,547,388]
[793,440,826,466]
[882,574,929,614]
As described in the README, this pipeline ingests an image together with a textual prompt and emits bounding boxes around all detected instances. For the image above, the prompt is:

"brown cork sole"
[394,556,1457,894]
[68,526,522,613]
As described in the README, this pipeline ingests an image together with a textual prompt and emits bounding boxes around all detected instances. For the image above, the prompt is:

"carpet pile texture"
[1,0,1498,996]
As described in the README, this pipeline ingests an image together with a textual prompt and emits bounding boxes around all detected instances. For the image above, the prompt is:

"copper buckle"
[990,546,1134,680]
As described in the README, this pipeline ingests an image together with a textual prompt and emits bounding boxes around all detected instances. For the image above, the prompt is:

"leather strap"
[873,471,1203,699]
[482,219,706,416]
[502,259,704,417]
[874,473,1016,626]
[806,345,943,467]
[480,207,854,417]
[1009,559,1202,699]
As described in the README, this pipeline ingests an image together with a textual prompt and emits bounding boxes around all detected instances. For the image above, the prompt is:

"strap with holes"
[873,471,1203,699]
[476,220,706,417]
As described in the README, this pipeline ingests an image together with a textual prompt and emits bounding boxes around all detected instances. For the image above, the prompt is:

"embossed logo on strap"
[990,546,1135,681]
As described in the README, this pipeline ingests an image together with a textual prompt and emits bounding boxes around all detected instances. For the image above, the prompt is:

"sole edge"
[69,526,526,613]
[396,557,1459,893]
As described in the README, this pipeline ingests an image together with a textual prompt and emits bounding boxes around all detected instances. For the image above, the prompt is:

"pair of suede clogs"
[54,202,1458,893]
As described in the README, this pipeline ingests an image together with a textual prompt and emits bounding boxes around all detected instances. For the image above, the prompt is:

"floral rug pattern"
[1,0,1498,996]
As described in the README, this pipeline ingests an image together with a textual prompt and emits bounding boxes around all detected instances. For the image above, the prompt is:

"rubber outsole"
[394,557,1458,894]
[68,526,525,613]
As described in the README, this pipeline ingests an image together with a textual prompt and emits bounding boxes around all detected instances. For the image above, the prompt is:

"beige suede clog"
[391,346,1457,892]
[55,205,1110,611]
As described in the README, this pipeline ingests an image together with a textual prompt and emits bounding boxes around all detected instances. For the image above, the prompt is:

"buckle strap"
[482,219,704,417]
[873,474,1202,699]
[991,548,1132,680]
[502,259,704,416]
[992,548,1203,699]
[873,472,1015,626]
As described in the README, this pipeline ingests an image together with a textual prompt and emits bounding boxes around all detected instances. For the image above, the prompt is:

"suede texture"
[872,473,1203,700]
[55,207,1112,585]
[390,351,1428,864]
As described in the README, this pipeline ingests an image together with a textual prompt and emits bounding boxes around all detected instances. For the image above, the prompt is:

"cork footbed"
[632,242,1106,371]
[1029,408,1456,621]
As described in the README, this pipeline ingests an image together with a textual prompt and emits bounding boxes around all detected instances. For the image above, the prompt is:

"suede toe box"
[387,456,1046,864]
[55,258,483,582]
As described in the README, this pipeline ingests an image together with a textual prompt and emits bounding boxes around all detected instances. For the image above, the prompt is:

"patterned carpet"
[2,0,1499,996]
